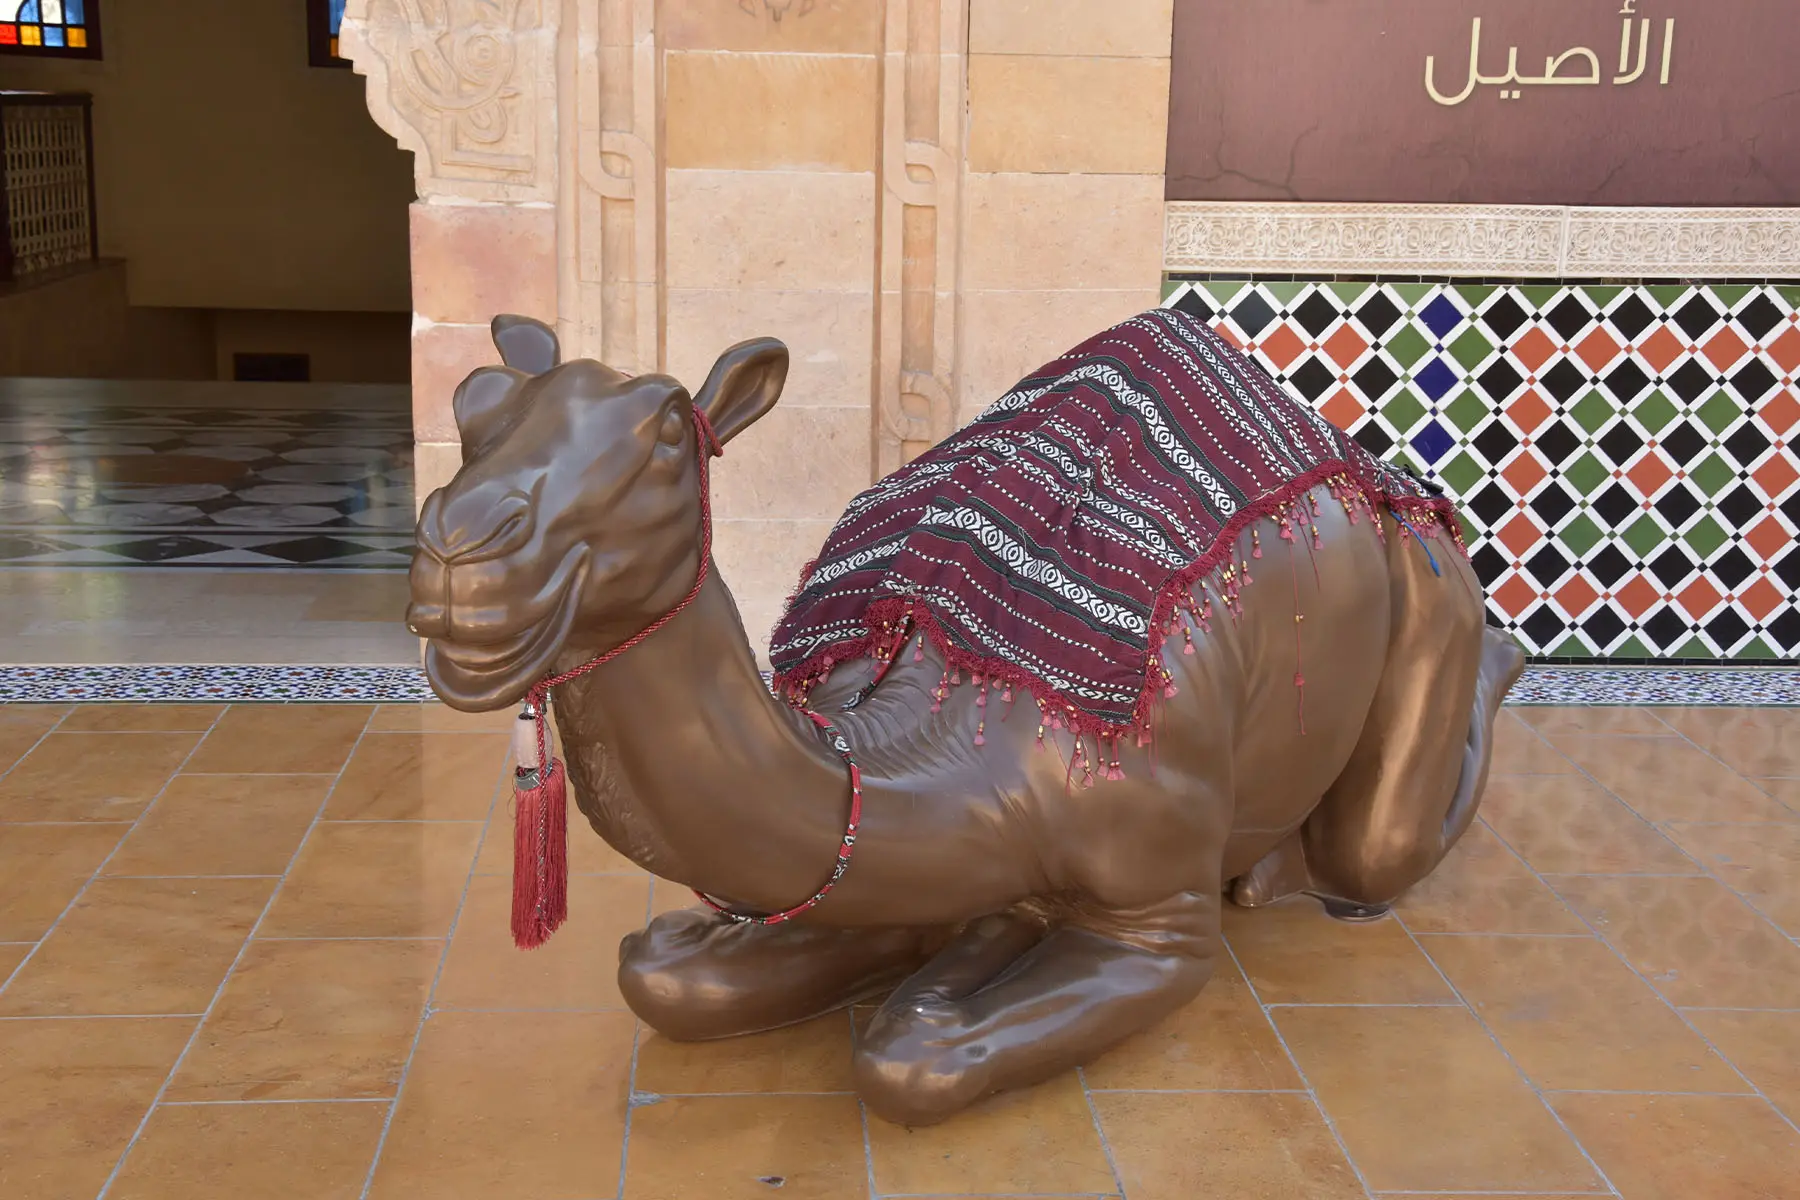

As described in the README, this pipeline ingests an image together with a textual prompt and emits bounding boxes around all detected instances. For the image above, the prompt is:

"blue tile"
[1415,357,1459,402]
[1410,419,1456,464]
[1420,294,1465,339]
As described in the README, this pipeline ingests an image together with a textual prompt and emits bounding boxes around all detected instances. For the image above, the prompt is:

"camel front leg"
[617,907,948,1041]
[853,891,1219,1126]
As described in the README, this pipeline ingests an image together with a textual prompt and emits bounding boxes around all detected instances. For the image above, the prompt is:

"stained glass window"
[0,0,102,58]
[306,0,350,68]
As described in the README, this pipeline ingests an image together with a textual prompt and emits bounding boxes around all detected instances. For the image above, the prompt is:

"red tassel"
[511,758,569,949]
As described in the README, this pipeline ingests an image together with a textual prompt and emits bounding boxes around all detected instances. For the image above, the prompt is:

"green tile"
[1262,280,1308,306]
[1203,281,1247,305]
[1711,284,1752,307]
[1448,328,1496,371]
[1689,452,1736,497]
[1622,515,1668,556]
[1548,633,1594,657]
[1380,390,1428,434]
[1611,635,1655,659]
[1647,284,1690,307]
[1560,513,1604,555]
[1161,279,1187,303]
[1777,284,1800,308]
[1444,390,1490,434]
[1735,639,1779,661]
[1583,285,1624,307]
[1327,281,1373,306]
[1564,451,1610,496]
[1632,390,1679,433]
[1683,514,1728,557]
[1437,450,1484,494]
[1453,283,1497,307]
[1519,284,1562,309]
[1571,390,1618,434]
[1456,513,1478,544]
[1670,636,1713,659]
[1385,326,1431,368]
[1696,391,1744,434]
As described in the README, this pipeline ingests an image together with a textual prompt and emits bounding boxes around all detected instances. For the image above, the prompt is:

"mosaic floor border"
[0,664,1793,706]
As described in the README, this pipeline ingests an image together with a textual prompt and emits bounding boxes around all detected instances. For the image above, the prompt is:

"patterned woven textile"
[769,308,1464,740]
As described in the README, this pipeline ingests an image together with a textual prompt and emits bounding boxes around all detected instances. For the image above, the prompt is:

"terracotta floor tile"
[0,731,203,822]
[1517,705,1672,736]
[1481,775,1699,876]
[1552,1092,1800,1200]
[0,822,127,939]
[624,1093,865,1200]
[260,821,482,938]
[1419,934,1743,1093]
[0,876,270,1016]
[1274,1005,1602,1193]
[108,1100,387,1200]
[651,875,704,916]
[865,1071,1117,1195]
[0,1016,195,1200]
[185,704,371,774]
[434,873,648,1011]
[371,702,515,733]
[1657,707,1800,778]
[0,942,29,979]
[368,1011,634,1200]
[1662,821,1800,936]
[1225,899,1456,1005]
[168,937,440,1101]
[1550,735,1798,824]
[1095,1091,1361,1200]
[636,1011,854,1095]
[1491,712,1578,774]
[1397,822,1587,934]
[61,704,224,732]
[323,731,509,820]
[1756,776,1800,810]
[1084,953,1301,1091]
[474,799,640,874]
[1686,1010,1800,1121]
[1551,874,1800,1009]
[0,704,67,772]
[104,774,330,877]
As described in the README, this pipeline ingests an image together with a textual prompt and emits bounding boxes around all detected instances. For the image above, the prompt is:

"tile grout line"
[0,708,204,1000]
[1484,717,1800,1140]
[1219,936,1380,1200]
[1390,909,1625,1198]
[854,1005,881,1200]
[93,705,379,1200]
[355,749,515,1200]
[612,879,652,1200]
[1648,709,1800,821]
[1075,1064,1129,1199]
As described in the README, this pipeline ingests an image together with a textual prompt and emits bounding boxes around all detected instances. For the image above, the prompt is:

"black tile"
[1731,358,1779,404]
[1649,545,1696,588]
[1170,289,1215,321]
[1768,608,1800,653]
[1593,483,1639,526]
[1660,420,1708,465]
[95,536,236,563]
[1603,359,1652,404]
[1642,607,1691,650]
[1472,421,1520,465]
[1521,606,1568,649]
[1229,289,1278,339]
[1292,291,1344,339]
[1597,423,1645,467]
[1546,295,1596,342]
[1539,360,1588,403]
[1530,482,1578,527]
[1672,293,1723,341]
[1534,420,1581,465]
[1351,356,1399,400]
[1480,293,1530,340]
[1654,484,1702,528]
[1582,606,1627,649]
[1734,293,1786,343]
[1775,547,1800,591]
[1607,294,1657,342]
[1587,543,1633,587]
[1525,543,1570,586]
[1717,484,1763,528]
[1723,422,1772,467]
[1468,482,1515,526]
[1353,422,1395,456]
[1706,608,1751,651]
[0,535,78,562]
[253,536,386,564]
[1478,358,1525,403]
[1470,544,1509,585]
[1712,546,1756,589]
[1354,291,1403,338]
[1665,360,1717,404]
[1288,357,1337,401]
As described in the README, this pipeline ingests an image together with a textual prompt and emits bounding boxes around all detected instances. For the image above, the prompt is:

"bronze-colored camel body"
[408,316,1526,1126]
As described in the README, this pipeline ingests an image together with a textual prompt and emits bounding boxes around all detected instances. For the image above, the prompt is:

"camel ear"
[491,314,560,376]
[692,337,788,446]
[451,367,532,463]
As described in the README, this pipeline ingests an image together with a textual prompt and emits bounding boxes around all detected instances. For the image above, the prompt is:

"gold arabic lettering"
[1426,14,1676,106]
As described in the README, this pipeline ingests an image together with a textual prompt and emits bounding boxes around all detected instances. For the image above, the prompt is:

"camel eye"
[657,408,687,446]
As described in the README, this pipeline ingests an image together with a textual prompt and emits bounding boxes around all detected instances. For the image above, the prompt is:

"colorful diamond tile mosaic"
[1163,278,1800,662]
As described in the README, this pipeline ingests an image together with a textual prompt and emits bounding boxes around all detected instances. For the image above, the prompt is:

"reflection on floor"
[2,703,1797,1199]
[0,379,419,665]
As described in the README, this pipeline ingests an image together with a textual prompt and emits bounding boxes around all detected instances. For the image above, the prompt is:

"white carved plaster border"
[1163,202,1800,279]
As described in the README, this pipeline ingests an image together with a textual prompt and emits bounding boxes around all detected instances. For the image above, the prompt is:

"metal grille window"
[0,91,97,282]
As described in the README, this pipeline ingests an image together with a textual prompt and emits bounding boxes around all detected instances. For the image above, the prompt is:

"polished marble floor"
[2,702,1797,1199]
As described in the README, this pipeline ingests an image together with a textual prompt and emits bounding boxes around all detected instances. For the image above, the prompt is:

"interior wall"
[212,310,411,383]
[0,262,214,380]
[2,0,415,314]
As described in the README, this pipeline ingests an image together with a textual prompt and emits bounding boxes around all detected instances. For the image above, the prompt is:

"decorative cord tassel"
[511,697,568,950]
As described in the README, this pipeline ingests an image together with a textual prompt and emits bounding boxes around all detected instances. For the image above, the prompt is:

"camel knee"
[852,1016,991,1127]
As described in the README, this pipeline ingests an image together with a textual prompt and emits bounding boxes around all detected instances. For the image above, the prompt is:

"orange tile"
[1516,706,1671,736]
[0,876,269,1016]
[1419,934,1742,1092]
[1685,1010,1800,1122]
[623,1093,866,1200]
[323,732,509,821]
[1512,327,1558,373]
[0,942,29,979]
[1552,1093,1800,1200]
[60,704,224,732]
[1396,822,1586,934]
[1550,735,1797,824]
[260,821,482,938]
[0,704,67,772]
[1551,874,1800,1009]
[1496,512,1543,558]
[1755,453,1800,501]
[1225,900,1456,1005]
[1625,450,1674,501]
[0,822,127,940]
[0,1016,195,1200]
[108,1100,387,1200]
[636,1011,854,1096]
[1480,775,1699,875]
[1258,323,1306,369]
[1320,388,1365,431]
[1637,324,1686,374]
[1274,1005,1602,1193]
[865,1071,1117,1196]
[1084,953,1301,1091]
[370,703,514,733]
[434,874,648,1011]
[368,1012,636,1200]
[169,938,439,1102]
[1323,323,1368,369]
[1675,576,1724,623]
[473,798,640,874]
[1506,387,1552,434]
[1490,712,1578,774]
[104,774,329,877]
[1575,326,1621,373]
[1096,1091,1361,1200]
[0,731,203,822]
[1761,387,1800,436]
[185,705,371,774]
[1656,707,1800,778]
[1662,822,1800,936]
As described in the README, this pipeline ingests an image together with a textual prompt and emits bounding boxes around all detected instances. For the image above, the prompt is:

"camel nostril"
[421,496,534,565]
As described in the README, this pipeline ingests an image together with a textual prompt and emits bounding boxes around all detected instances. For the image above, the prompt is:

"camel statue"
[407,308,1525,1127]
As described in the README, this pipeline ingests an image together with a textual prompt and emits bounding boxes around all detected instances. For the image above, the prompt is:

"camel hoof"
[1314,895,1391,923]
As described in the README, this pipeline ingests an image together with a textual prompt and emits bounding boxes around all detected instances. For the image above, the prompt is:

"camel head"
[407,315,789,711]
